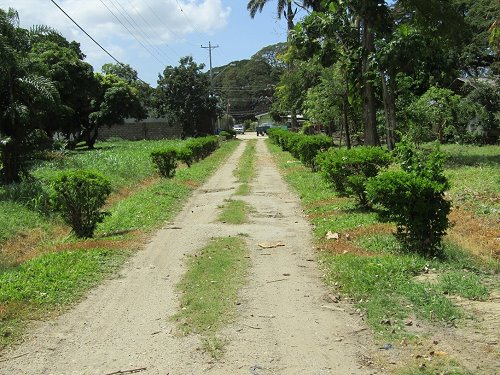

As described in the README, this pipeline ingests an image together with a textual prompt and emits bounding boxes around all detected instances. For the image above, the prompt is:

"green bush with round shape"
[151,147,179,178]
[317,146,392,207]
[366,170,451,257]
[51,170,112,238]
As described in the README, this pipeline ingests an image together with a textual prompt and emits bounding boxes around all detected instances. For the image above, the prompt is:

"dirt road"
[0,136,378,374]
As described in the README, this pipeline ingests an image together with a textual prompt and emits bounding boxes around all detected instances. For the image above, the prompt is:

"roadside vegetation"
[0,138,238,348]
[173,236,250,359]
[269,140,499,374]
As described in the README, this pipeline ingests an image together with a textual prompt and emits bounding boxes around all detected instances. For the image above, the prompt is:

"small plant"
[317,146,392,207]
[366,141,451,256]
[151,147,179,178]
[51,170,112,238]
[219,130,233,140]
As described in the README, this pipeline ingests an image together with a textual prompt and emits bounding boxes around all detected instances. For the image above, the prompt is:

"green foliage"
[51,170,111,238]
[268,128,333,170]
[317,146,392,207]
[174,237,249,334]
[407,86,461,144]
[184,136,219,162]
[155,56,217,136]
[150,147,179,178]
[175,146,194,167]
[367,142,451,256]
[219,130,234,140]
[0,249,127,306]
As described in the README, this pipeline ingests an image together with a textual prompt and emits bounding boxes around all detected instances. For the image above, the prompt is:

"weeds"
[218,199,251,224]
[173,236,249,336]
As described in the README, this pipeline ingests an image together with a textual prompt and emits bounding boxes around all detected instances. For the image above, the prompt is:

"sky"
[0,0,294,86]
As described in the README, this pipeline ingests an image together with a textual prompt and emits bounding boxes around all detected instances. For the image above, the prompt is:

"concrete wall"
[98,119,182,141]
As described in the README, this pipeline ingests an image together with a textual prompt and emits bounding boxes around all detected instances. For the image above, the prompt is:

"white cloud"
[2,1,240,84]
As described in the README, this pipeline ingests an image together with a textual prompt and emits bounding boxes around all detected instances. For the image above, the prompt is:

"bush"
[51,170,112,238]
[317,146,392,207]
[151,147,179,178]
[219,131,234,140]
[295,134,333,170]
[176,147,194,167]
[185,136,219,162]
[366,142,451,256]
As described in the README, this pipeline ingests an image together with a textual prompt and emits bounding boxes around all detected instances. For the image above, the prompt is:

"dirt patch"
[448,207,500,260]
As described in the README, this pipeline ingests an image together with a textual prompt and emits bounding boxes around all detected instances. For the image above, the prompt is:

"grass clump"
[234,139,257,196]
[174,237,249,357]
[218,199,251,224]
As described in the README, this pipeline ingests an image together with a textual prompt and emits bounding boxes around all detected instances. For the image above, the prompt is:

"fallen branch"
[243,324,262,330]
[104,367,147,375]
[0,352,30,363]
[266,278,287,284]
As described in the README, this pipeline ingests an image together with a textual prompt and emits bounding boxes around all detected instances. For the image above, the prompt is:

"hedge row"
[151,136,219,178]
[268,129,333,170]
[270,131,450,257]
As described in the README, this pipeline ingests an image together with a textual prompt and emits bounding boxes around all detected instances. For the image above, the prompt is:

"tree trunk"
[343,75,352,149]
[361,17,379,146]
[286,0,298,130]
[1,142,22,184]
[381,69,396,150]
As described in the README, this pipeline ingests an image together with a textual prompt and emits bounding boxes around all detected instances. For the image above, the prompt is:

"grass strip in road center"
[234,139,257,195]
[218,199,251,225]
[173,236,249,358]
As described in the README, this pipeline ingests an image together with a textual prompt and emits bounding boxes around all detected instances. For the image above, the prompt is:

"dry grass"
[447,207,500,260]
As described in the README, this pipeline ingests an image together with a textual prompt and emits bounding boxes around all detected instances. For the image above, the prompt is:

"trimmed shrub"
[176,147,194,167]
[185,136,219,161]
[51,170,111,238]
[219,131,234,140]
[151,147,178,178]
[366,142,451,256]
[296,134,333,170]
[317,146,392,207]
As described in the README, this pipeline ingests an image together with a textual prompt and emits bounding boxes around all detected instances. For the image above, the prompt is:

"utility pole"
[201,41,219,87]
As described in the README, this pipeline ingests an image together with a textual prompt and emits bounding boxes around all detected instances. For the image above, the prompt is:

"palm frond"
[18,75,58,102]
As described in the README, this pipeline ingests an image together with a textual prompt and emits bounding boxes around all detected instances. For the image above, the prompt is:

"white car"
[233,124,245,134]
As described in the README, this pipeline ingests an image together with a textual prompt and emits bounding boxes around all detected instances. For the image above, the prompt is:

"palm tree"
[0,8,58,183]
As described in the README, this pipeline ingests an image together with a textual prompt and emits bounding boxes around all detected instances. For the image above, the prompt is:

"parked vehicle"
[233,124,245,134]
[256,123,271,136]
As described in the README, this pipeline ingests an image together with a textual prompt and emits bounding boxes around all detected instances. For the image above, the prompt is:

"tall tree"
[156,56,218,136]
[0,8,58,183]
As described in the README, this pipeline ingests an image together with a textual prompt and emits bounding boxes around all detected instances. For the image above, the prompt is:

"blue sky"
[0,0,294,86]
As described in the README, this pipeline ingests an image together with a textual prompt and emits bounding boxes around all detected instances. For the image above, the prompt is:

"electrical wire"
[100,0,165,65]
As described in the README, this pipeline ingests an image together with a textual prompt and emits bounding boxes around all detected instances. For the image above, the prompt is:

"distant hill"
[212,43,287,120]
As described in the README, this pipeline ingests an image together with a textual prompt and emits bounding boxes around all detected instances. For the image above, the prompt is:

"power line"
[100,0,165,65]
[49,0,150,85]
[49,0,123,66]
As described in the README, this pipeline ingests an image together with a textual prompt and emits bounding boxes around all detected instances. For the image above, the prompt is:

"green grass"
[34,139,182,190]
[173,236,249,357]
[441,144,500,218]
[218,199,251,225]
[234,140,257,183]
[0,248,128,346]
[0,201,49,242]
[268,140,494,339]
